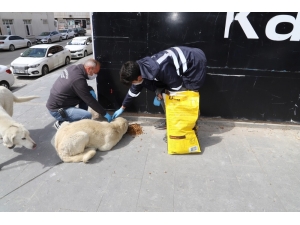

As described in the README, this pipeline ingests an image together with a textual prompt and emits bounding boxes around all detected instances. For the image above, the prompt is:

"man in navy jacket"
[112,46,207,130]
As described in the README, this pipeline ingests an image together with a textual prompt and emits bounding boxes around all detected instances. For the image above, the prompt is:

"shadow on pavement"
[0,119,137,170]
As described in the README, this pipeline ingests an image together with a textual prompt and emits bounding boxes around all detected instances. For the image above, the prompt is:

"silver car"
[35,31,62,44]
[59,29,75,40]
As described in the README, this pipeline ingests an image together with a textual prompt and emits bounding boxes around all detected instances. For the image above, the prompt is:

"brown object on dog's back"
[127,123,143,136]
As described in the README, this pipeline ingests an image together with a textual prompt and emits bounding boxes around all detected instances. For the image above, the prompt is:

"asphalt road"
[0,38,80,92]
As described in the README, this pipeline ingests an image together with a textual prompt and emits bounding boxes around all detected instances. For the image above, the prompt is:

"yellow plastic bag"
[164,91,201,154]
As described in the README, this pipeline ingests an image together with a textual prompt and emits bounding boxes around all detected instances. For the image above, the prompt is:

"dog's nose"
[32,143,37,149]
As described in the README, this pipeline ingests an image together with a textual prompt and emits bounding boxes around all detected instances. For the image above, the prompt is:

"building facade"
[0,12,56,40]
[54,12,91,30]
[92,12,300,123]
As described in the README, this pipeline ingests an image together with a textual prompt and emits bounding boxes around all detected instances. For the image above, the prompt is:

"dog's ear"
[3,126,18,148]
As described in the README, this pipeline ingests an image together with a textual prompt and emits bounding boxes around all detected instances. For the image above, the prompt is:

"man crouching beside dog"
[47,58,128,163]
[46,58,112,129]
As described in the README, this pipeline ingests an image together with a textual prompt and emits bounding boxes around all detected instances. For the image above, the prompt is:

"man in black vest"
[46,58,112,129]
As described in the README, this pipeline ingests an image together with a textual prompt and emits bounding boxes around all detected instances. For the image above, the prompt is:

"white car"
[0,35,32,51]
[10,44,71,77]
[59,29,75,40]
[65,36,93,58]
[0,65,15,89]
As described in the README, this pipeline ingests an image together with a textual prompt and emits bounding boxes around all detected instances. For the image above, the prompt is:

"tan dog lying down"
[55,117,129,163]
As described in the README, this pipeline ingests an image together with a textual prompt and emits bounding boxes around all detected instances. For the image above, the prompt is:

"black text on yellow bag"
[165,91,201,154]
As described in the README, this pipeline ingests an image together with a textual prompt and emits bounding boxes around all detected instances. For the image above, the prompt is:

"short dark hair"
[120,61,140,86]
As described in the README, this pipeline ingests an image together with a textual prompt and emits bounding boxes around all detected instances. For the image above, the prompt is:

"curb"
[121,114,300,130]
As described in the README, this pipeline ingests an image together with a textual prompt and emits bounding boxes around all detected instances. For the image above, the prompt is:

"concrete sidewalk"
[1,56,300,212]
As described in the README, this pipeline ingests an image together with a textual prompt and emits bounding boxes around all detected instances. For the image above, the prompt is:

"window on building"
[23,19,33,36]
[2,19,15,35]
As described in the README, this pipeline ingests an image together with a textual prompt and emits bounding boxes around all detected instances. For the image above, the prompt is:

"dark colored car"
[73,28,86,36]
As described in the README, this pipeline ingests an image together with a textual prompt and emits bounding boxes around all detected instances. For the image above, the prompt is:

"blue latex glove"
[112,108,124,119]
[90,90,97,99]
[153,96,161,106]
[104,113,112,122]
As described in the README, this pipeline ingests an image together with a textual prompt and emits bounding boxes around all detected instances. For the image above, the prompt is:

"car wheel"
[48,39,52,44]
[9,44,15,51]
[0,81,9,89]
[59,37,62,42]
[42,65,49,76]
[65,56,70,65]
[27,42,31,47]
[66,35,68,39]
[84,51,88,57]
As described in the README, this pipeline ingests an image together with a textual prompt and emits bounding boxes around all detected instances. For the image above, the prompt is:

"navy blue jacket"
[122,46,207,108]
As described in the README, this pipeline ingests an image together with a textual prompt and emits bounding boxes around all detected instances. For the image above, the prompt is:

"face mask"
[88,74,98,80]
[132,79,143,85]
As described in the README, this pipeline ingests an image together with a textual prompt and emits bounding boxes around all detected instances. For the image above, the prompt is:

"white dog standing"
[55,117,129,163]
[0,86,38,149]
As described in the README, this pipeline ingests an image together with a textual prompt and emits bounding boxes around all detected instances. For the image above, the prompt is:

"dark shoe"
[154,121,166,130]
[54,121,63,130]
[163,135,167,143]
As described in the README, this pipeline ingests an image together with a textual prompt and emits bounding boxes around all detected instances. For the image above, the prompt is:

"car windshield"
[0,36,7,40]
[67,40,85,45]
[39,32,50,36]
[21,48,47,57]
[59,30,67,33]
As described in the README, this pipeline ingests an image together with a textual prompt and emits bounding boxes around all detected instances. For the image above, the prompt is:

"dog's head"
[2,125,37,150]
[112,117,129,135]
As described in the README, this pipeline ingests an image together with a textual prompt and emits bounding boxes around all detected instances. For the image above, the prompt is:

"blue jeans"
[48,88,95,122]
[49,106,92,122]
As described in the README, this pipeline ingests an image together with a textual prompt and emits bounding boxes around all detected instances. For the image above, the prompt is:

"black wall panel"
[92,12,300,122]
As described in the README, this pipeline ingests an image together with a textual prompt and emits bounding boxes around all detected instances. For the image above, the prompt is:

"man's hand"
[112,107,124,120]
[104,113,112,122]
[157,93,163,100]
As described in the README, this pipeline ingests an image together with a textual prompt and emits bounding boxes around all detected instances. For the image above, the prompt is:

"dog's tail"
[13,95,39,103]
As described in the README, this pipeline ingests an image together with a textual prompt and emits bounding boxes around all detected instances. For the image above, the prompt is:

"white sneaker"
[54,121,62,130]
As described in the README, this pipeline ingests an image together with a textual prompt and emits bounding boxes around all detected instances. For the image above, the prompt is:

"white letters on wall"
[266,14,300,41]
[225,12,300,41]
[224,12,258,39]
